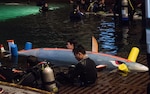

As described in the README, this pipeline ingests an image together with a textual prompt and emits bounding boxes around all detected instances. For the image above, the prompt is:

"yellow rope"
[128,0,134,10]
[87,2,94,11]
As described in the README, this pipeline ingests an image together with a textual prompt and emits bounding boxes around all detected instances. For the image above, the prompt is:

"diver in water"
[39,3,49,13]
[66,38,78,50]
[98,0,106,12]
[70,4,83,22]
[92,0,99,12]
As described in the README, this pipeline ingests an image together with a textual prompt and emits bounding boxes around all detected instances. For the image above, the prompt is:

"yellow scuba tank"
[42,64,58,93]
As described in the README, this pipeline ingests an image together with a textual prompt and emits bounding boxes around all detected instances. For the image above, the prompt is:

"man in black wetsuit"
[71,45,97,86]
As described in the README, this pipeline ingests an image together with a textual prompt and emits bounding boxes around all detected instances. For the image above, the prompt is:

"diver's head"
[26,55,39,67]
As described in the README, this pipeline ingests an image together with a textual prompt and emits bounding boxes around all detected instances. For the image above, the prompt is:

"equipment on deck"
[42,64,58,93]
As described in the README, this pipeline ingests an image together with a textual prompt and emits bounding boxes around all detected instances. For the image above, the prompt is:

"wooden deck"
[0,81,51,94]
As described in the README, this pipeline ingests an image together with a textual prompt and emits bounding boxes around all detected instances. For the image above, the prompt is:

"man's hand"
[12,69,23,73]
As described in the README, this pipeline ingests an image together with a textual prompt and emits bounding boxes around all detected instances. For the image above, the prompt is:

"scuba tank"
[121,0,129,21]
[42,64,58,93]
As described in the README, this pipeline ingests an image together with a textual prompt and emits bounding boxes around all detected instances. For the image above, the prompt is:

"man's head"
[72,45,86,61]
[66,38,77,49]
[26,55,39,67]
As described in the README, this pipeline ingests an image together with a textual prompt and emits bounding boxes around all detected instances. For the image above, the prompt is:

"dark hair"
[26,55,39,67]
[73,4,78,10]
[67,38,78,47]
[73,45,86,54]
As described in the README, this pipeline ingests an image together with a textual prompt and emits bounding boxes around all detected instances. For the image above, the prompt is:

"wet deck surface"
[0,81,51,94]
[57,53,150,94]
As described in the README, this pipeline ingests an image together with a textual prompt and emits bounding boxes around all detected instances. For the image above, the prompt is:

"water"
[98,20,117,55]
[0,3,99,50]
[0,2,146,69]
[0,4,39,21]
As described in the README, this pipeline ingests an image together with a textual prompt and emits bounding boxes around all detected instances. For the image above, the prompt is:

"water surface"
[0,2,146,68]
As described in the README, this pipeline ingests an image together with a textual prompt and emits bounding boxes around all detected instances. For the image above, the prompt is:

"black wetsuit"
[71,57,97,86]
[0,66,43,89]
[41,6,49,12]
[17,67,43,89]
[0,67,18,82]
[70,10,82,22]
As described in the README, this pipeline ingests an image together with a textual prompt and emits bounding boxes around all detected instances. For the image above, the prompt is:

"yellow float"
[128,47,139,62]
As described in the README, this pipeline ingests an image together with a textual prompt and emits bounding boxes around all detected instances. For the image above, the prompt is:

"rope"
[87,2,95,11]
[128,0,134,10]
